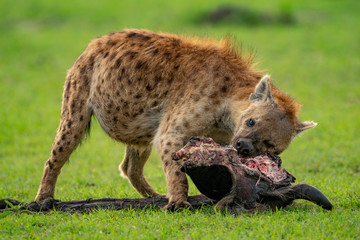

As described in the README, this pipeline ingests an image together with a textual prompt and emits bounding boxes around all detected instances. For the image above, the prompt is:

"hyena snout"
[234,138,255,157]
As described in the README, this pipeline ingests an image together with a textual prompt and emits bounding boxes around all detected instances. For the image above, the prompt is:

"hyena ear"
[296,121,318,134]
[249,74,275,103]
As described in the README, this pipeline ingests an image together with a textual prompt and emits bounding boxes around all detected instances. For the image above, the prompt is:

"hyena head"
[233,75,317,156]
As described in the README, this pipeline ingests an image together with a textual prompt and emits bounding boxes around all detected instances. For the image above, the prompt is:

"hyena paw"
[30,197,58,211]
[34,193,54,203]
[163,196,192,211]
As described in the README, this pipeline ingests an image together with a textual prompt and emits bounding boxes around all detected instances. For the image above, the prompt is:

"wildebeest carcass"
[172,137,333,213]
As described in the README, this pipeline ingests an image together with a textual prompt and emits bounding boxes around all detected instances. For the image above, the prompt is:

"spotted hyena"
[35,29,316,209]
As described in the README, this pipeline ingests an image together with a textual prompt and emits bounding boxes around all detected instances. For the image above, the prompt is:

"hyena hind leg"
[35,66,93,202]
[120,144,162,197]
[35,106,93,202]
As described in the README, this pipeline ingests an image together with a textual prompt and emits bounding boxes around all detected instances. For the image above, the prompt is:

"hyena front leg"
[154,131,191,210]
[119,144,161,197]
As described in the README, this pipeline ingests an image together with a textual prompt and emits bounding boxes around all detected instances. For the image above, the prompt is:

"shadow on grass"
[196,4,296,26]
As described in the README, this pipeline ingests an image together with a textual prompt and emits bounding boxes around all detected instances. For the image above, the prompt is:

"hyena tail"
[84,113,93,140]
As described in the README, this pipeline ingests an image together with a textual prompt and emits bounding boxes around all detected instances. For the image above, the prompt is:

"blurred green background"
[0,0,359,239]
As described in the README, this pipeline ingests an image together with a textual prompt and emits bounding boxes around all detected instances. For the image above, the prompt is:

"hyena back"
[35,29,316,209]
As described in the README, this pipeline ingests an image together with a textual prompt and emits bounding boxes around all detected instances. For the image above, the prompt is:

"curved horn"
[290,184,333,210]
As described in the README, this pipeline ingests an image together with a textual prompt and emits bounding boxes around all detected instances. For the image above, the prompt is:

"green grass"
[1,0,359,239]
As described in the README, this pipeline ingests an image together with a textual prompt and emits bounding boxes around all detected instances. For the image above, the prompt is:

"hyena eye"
[247,118,256,127]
